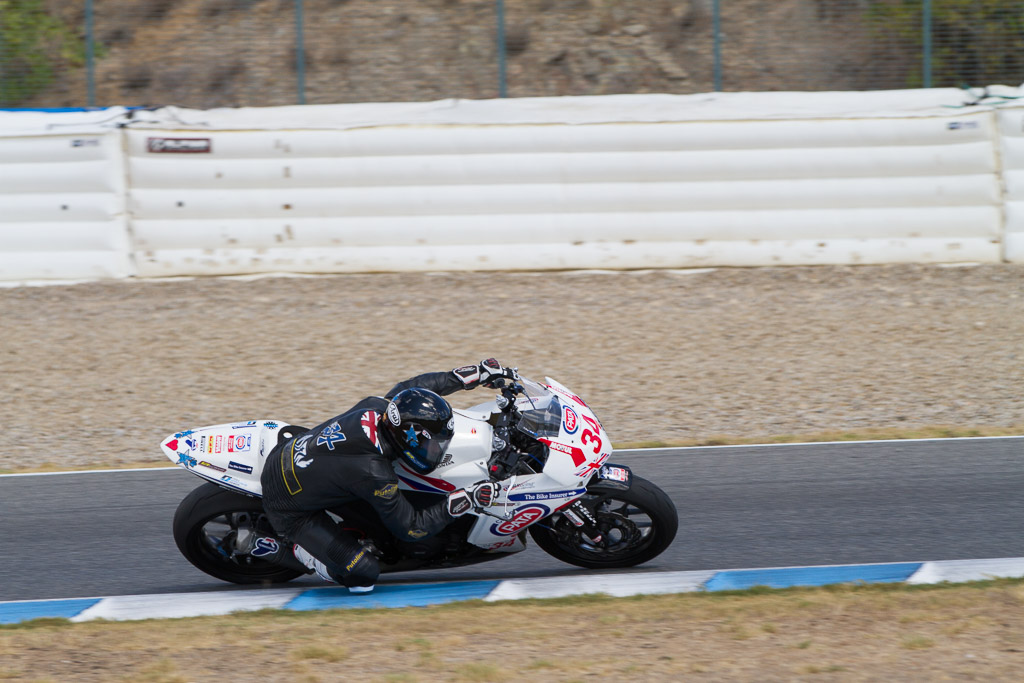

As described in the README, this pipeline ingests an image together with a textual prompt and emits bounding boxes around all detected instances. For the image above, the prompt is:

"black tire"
[528,475,679,569]
[172,483,303,585]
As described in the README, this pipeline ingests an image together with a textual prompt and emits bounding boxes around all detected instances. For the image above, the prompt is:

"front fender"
[585,463,632,492]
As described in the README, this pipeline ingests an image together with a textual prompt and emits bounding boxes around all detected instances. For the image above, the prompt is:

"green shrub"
[866,0,1024,88]
[0,0,89,105]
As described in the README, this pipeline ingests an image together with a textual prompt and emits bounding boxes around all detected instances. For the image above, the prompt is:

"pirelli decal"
[283,437,303,495]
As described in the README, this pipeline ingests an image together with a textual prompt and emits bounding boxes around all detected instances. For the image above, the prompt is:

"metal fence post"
[295,0,306,104]
[86,0,95,106]
[922,0,932,88]
[496,0,507,98]
[713,0,722,92]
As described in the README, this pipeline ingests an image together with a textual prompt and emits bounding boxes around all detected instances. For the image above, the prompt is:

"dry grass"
[4,580,1024,681]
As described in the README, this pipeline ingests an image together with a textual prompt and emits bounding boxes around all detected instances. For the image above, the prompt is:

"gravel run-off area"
[0,263,1021,472]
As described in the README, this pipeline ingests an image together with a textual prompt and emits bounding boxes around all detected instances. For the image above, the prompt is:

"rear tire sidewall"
[528,475,679,569]
[173,482,302,585]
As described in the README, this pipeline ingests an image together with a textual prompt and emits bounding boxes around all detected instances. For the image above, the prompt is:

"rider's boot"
[293,544,375,593]
[293,544,334,582]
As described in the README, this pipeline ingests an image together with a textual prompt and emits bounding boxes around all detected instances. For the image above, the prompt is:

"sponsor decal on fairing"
[598,465,630,482]
[228,461,253,474]
[228,434,251,452]
[539,438,588,467]
[232,421,258,429]
[490,504,550,536]
[508,488,586,502]
[215,435,224,453]
[562,406,579,434]
[198,460,226,473]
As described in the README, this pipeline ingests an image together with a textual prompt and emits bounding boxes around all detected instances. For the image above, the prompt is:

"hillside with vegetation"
[6,0,950,109]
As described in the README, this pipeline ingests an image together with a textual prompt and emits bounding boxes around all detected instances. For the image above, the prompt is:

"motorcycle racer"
[260,359,514,592]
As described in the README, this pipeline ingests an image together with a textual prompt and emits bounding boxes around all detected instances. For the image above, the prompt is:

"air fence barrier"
[2,87,1023,283]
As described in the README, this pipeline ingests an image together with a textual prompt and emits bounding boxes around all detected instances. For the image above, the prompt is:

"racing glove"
[447,481,499,517]
[452,359,518,389]
[447,489,473,517]
[469,480,498,507]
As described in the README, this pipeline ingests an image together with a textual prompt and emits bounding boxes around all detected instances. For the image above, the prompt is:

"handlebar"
[486,383,524,480]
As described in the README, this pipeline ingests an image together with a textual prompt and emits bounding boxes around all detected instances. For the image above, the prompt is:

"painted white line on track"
[2,435,1021,478]
[616,434,1024,453]
[0,467,180,478]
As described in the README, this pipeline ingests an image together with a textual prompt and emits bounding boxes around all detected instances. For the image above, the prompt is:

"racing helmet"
[383,388,455,473]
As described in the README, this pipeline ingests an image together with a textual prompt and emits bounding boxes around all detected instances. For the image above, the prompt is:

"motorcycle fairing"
[161,376,612,552]
[391,377,614,551]
[161,419,286,496]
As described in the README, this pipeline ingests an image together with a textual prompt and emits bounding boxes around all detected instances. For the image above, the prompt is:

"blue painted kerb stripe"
[0,598,101,624]
[286,580,501,611]
[704,562,923,591]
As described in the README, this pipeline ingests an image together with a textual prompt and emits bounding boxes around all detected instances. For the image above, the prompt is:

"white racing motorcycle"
[162,375,678,584]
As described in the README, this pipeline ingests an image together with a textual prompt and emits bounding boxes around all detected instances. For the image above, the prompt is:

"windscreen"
[514,378,562,439]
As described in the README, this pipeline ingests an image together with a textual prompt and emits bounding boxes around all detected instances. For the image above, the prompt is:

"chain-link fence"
[2,0,1023,109]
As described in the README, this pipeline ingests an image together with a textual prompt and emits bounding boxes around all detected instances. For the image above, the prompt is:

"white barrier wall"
[1,90,1022,281]
[0,131,130,280]
[126,112,1002,276]
[999,108,1024,263]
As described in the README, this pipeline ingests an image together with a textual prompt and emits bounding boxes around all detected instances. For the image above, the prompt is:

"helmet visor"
[401,425,453,473]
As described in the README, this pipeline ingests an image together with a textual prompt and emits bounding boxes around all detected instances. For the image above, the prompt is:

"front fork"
[559,462,635,547]
[560,499,605,546]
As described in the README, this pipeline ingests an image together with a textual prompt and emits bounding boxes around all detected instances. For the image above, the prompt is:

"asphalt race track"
[1,437,1021,603]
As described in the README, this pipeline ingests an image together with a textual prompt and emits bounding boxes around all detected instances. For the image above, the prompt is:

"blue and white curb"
[3,557,1024,625]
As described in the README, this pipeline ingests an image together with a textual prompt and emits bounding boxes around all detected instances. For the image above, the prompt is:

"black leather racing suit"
[261,371,470,588]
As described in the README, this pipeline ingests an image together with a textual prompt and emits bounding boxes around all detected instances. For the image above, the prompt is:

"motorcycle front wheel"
[528,475,678,569]
[172,482,303,585]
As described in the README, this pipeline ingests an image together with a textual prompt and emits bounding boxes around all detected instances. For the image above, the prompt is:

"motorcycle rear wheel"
[528,475,678,569]
[173,483,303,584]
